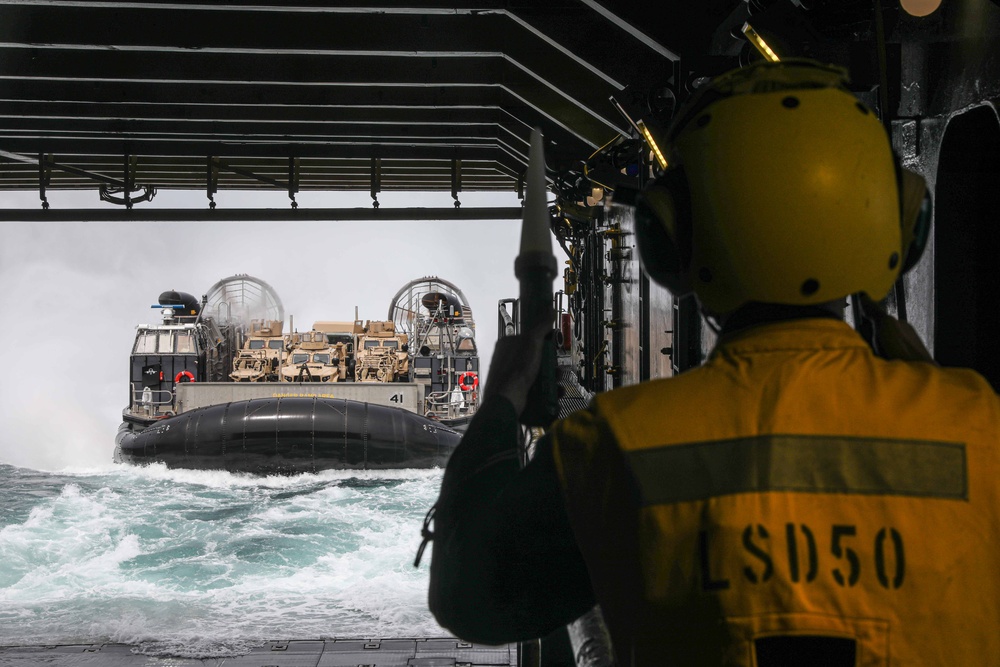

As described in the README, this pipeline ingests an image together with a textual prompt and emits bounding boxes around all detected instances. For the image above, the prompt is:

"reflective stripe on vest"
[625,434,968,506]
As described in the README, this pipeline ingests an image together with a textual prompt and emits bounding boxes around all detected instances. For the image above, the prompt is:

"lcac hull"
[115,397,460,474]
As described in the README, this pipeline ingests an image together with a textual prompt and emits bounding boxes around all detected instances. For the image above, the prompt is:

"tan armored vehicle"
[355,320,410,383]
[279,330,343,383]
[230,351,271,382]
[230,319,286,382]
[313,320,364,381]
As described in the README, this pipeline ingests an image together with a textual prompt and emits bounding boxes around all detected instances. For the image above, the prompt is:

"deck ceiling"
[0,0,687,207]
[0,0,889,214]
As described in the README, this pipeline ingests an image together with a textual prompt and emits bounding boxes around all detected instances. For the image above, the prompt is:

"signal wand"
[515,128,559,427]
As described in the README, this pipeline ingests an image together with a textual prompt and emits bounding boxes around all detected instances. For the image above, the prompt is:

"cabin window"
[249,340,265,349]
[312,353,331,364]
[175,332,196,353]
[383,340,399,349]
[134,333,157,354]
[158,332,173,353]
[364,340,380,349]
[292,353,310,364]
[268,340,284,350]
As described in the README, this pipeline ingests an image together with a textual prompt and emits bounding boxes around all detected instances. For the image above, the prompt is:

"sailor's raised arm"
[422,331,595,644]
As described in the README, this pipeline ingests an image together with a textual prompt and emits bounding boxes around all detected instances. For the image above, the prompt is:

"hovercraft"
[114,274,478,474]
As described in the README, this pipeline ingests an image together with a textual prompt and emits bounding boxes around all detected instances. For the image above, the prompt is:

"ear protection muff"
[635,153,932,297]
[635,166,694,296]
[897,163,932,273]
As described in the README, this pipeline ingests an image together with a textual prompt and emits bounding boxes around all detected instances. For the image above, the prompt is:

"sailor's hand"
[483,323,551,417]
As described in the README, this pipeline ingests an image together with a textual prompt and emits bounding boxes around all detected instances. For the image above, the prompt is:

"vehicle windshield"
[383,340,399,349]
[364,340,381,349]
[292,353,310,364]
[249,340,265,349]
[268,340,284,349]
[312,354,331,364]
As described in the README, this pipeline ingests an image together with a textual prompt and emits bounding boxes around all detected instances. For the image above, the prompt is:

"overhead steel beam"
[0,1,663,199]
[0,155,522,191]
[0,117,525,142]
[0,77,512,107]
[0,139,519,161]
[0,79,593,160]
[0,7,635,89]
[0,207,524,222]
[0,148,128,188]
[0,178,518,192]
[0,155,517,171]
[0,51,624,143]
[0,101,507,125]
[507,5,677,82]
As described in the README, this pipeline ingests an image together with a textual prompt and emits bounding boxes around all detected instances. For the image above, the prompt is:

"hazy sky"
[0,187,534,470]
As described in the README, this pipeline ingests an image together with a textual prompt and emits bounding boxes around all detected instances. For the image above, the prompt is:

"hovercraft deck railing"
[424,390,476,422]
[130,387,175,418]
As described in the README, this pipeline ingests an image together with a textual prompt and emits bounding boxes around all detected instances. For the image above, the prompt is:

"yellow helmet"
[635,59,929,315]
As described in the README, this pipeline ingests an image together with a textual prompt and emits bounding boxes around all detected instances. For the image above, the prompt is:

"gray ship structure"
[115,275,481,473]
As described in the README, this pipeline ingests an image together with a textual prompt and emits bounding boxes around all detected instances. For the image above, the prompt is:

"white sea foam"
[0,464,446,654]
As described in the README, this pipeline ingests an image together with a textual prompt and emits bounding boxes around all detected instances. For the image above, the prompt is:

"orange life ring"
[174,370,196,383]
[459,371,479,391]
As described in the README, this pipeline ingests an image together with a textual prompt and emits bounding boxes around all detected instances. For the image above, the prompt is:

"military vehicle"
[313,319,364,381]
[279,330,343,383]
[230,319,286,382]
[355,320,410,383]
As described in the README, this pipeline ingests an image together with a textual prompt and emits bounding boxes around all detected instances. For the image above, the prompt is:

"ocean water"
[0,463,444,657]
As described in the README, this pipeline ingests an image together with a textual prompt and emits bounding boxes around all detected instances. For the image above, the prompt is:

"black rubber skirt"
[115,397,461,473]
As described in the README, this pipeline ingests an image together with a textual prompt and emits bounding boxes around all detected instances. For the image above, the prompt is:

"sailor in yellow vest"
[424,59,1000,666]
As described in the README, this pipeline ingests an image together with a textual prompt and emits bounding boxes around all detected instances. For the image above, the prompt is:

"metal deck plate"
[0,639,516,667]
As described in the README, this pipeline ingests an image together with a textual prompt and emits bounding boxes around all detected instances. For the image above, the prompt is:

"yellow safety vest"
[552,318,1000,666]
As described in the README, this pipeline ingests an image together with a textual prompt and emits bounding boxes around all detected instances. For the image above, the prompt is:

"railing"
[129,387,175,417]
[424,388,478,421]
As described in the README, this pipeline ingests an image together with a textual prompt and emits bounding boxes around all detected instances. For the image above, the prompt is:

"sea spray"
[0,463,444,657]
